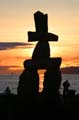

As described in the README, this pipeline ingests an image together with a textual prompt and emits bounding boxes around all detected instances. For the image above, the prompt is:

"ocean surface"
[0,74,79,95]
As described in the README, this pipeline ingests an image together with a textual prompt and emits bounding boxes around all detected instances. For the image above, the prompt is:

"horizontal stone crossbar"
[28,32,58,42]
[24,58,61,69]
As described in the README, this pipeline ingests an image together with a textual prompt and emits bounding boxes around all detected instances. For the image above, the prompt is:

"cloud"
[0,42,33,50]
[0,65,23,74]
[0,65,21,70]
[0,66,9,70]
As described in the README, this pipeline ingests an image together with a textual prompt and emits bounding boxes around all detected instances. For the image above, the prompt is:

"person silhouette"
[4,86,11,95]
[63,80,70,96]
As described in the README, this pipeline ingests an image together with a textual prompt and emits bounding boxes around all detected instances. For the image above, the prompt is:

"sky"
[0,0,79,74]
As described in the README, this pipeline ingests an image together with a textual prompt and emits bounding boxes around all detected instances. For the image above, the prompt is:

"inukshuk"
[23,11,62,96]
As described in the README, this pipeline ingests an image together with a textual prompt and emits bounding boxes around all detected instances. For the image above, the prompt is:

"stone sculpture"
[17,11,62,98]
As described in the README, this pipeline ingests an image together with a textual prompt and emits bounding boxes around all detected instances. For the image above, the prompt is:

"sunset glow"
[0,0,79,74]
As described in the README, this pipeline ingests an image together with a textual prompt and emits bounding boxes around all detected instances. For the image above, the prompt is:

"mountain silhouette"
[61,66,79,74]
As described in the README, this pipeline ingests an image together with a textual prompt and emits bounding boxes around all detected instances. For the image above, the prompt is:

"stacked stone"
[23,11,62,96]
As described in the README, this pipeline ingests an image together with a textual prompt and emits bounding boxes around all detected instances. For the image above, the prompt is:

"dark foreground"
[0,94,79,119]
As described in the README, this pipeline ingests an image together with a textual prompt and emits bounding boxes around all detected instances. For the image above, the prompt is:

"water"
[0,74,79,95]
[0,74,19,94]
[61,74,79,95]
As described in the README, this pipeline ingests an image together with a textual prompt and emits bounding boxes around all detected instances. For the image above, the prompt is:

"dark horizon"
[0,65,79,75]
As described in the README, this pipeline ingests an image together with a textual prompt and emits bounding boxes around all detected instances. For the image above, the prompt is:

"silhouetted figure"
[4,86,11,95]
[17,68,39,97]
[63,80,70,96]
[17,11,62,112]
